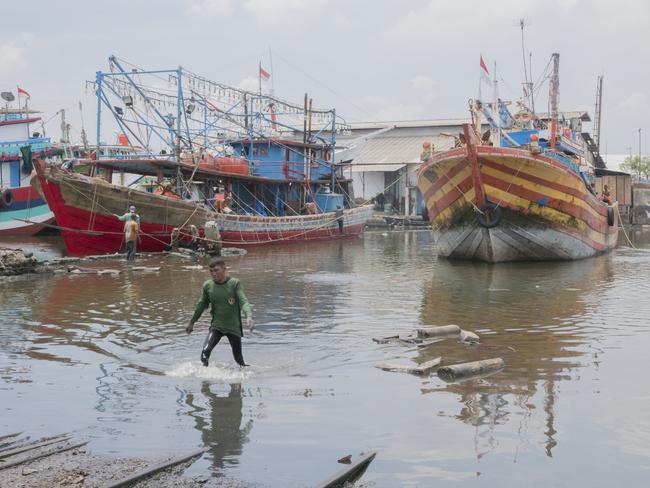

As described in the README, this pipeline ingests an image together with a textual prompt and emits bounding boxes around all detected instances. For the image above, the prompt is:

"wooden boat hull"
[32,162,373,256]
[417,145,619,262]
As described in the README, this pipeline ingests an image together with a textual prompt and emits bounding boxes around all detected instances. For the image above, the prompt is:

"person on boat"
[186,257,254,367]
[601,185,612,205]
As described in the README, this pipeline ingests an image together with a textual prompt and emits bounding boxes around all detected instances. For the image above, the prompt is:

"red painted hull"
[32,162,373,256]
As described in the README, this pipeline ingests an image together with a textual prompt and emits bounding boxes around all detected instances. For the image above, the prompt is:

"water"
[2,230,650,487]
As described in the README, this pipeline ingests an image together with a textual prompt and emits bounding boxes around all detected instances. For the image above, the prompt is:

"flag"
[259,66,270,80]
[17,86,31,98]
[479,55,490,84]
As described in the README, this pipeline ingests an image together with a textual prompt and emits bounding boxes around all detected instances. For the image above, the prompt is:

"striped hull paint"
[33,163,373,256]
[0,186,54,236]
[417,146,619,262]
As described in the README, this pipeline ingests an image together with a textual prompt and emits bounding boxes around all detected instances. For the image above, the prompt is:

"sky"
[1,0,648,161]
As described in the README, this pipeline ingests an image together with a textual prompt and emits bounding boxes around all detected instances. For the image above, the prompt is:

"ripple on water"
[165,361,256,382]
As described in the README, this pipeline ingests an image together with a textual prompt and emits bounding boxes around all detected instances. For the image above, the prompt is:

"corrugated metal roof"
[350,163,406,173]
[351,136,427,166]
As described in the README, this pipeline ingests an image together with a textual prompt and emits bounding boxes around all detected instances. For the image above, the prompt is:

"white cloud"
[237,76,259,92]
[243,0,329,24]
[616,93,649,112]
[0,41,27,72]
[185,0,233,17]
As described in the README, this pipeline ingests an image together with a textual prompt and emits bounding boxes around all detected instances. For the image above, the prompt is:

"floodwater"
[2,229,650,487]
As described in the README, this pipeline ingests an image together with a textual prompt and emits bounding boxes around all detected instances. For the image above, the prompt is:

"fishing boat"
[31,56,373,256]
[417,53,618,262]
[0,90,60,236]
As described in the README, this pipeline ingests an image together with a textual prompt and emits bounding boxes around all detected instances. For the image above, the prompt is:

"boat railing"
[0,138,55,157]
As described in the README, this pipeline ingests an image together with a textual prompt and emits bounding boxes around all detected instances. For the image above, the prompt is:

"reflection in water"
[186,382,253,472]
[4,231,650,487]
[419,256,614,459]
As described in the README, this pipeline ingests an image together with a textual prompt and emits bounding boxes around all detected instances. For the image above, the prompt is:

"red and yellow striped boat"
[417,127,618,262]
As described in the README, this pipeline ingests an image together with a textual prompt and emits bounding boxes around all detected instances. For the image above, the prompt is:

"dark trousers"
[337,219,344,234]
[126,240,136,261]
[201,329,246,366]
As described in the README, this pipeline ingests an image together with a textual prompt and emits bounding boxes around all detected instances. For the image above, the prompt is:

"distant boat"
[0,93,59,236]
[417,53,618,262]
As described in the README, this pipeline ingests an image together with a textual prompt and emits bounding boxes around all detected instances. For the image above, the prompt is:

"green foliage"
[620,155,650,178]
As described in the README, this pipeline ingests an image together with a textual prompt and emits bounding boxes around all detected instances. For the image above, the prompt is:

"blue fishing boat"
[0,90,59,236]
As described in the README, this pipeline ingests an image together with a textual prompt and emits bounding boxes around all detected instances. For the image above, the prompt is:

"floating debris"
[459,329,480,343]
[375,357,441,375]
[314,451,377,488]
[417,325,461,338]
[437,358,505,382]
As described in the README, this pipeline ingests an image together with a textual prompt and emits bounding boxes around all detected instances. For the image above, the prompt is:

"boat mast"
[549,53,560,150]
[593,75,603,153]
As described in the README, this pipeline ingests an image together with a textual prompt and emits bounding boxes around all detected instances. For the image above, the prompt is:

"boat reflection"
[418,256,614,458]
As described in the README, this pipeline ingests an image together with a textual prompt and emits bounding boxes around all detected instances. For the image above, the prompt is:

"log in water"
[437,358,505,381]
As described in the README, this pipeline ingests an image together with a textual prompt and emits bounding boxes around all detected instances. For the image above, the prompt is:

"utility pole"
[638,127,641,181]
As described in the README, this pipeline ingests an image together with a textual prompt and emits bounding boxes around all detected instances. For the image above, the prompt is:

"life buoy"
[477,203,501,228]
[0,189,14,208]
[607,205,615,227]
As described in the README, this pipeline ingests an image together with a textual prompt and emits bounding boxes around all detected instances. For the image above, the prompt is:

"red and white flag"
[17,86,31,98]
[259,66,270,81]
[479,55,490,84]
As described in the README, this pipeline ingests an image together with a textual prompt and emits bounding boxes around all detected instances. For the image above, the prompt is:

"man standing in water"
[186,257,253,367]
[114,206,141,261]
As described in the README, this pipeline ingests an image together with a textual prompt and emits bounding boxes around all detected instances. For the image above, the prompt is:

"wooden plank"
[0,441,88,471]
[101,447,209,488]
[313,451,377,488]
[0,433,21,443]
[0,434,70,460]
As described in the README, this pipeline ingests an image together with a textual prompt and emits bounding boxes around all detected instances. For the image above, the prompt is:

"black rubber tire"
[477,203,501,228]
[0,189,14,208]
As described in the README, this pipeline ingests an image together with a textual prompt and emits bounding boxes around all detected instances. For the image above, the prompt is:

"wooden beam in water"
[0,434,71,460]
[375,357,441,375]
[313,451,377,488]
[101,447,209,488]
[0,441,88,471]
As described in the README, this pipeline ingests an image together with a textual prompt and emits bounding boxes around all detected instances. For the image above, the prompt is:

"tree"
[620,155,650,179]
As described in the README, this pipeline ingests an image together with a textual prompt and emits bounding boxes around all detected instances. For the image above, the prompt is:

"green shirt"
[190,277,252,337]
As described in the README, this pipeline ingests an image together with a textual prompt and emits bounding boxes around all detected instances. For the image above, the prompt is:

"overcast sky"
[1,0,648,157]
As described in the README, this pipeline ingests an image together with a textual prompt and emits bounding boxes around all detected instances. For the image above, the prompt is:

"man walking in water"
[186,257,253,367]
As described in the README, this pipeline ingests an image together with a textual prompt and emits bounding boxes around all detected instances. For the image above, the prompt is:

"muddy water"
[2,230,650,487]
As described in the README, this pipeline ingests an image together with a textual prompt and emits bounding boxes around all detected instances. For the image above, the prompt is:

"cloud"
[616,92,649,112]
[0,41,27,72]
[237,76,259,92]
[243,0,329,24]
[185,0,233,17]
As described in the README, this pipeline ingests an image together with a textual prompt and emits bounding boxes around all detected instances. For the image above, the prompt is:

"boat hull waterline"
[417,146,618,262]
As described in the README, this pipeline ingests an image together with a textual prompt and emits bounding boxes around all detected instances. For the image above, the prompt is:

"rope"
[616,205,636,249]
